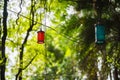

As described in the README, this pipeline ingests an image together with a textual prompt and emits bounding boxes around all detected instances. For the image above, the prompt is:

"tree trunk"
[113,67,119,80]
[15,45,23,80]
[0,18,2,80]
[110,70,112,80]
[1,0,8,80]
[15,0,35,79]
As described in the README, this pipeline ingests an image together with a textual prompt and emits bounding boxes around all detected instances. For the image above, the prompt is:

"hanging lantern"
[95,23,105,44]
[37,30,45,44]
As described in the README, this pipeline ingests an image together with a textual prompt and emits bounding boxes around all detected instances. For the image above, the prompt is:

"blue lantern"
[95,23,105,44]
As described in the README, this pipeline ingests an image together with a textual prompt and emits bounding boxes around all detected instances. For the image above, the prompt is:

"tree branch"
[15,0,36,80]
[22,53,38,70]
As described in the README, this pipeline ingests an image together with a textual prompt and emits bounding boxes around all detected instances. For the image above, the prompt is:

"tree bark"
[0,17,2,80]
[1,0,8,80]
[110,70,112,80]
[113,67,119,80]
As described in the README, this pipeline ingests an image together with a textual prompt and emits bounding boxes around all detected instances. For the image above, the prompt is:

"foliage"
[1,0,120,80]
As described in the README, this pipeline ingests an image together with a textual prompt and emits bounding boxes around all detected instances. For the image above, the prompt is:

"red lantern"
[37,30,45,44]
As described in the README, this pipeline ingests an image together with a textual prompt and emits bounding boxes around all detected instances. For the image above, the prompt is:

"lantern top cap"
[38,27,44,31]
[94,21,104,27]
[37,29,44,33]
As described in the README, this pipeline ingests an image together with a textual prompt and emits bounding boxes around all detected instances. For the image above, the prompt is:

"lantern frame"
[37,30,45,44]
[95,23,105,44]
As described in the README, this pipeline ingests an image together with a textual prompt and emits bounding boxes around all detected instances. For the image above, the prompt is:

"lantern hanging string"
[7,9,80,43]
[43,0,47,31]
[39,1,42,30]
[92,0,103,22]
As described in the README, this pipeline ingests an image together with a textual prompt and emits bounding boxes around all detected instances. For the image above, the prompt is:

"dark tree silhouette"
[1,0,8,80]
[15,0,36,80]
